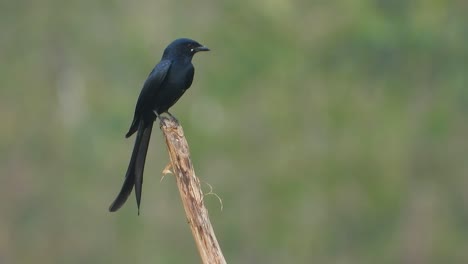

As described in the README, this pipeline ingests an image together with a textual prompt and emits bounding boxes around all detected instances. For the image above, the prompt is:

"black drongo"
[109,38,209,213]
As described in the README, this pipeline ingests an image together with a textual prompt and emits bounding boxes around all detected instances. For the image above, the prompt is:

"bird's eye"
[187,44,194,52]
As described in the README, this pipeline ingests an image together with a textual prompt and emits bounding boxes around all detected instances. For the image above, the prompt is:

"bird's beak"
[194,46,210,52]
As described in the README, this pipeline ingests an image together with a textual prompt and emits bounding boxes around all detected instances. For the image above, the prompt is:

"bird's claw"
[166,111,176,120]
[165,112,179,124]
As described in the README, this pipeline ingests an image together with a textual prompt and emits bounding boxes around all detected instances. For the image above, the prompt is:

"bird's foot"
[165,111,176,120]
[165,111,179,124]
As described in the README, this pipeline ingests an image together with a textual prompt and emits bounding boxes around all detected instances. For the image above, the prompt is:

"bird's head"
[162,38,209,59]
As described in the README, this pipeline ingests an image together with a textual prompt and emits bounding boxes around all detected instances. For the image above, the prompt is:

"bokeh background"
[1,0,468,263]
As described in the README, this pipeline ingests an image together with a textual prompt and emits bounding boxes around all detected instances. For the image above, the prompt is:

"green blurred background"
[1,0,468,263]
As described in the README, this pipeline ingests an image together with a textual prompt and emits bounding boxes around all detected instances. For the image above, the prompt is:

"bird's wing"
[137,60,172,112]
[126,60,172,138]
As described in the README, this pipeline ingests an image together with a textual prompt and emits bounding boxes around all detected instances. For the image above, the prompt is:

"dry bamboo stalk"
[160,116,226,264]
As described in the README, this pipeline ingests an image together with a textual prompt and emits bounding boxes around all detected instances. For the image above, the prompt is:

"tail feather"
[109,120,153,213]
[134,122,153,214]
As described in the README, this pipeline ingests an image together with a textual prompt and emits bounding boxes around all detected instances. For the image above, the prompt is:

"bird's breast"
[167,63,194,90]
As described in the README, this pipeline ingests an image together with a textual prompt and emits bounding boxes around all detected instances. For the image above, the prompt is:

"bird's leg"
[153,110,161,120]
[153,110,165,127]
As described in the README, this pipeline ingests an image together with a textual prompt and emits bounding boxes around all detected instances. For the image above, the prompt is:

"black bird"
[109,38,209,213]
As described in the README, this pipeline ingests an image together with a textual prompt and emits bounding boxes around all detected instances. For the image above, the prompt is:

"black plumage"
[109,38,209,213]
